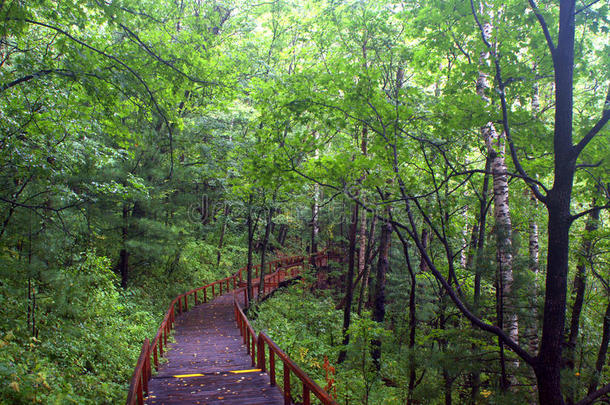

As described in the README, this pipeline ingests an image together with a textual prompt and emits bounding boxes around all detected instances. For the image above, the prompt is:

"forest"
[0,0,609,404]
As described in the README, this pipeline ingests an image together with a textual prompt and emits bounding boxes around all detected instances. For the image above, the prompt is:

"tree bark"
[118,203,130,288]
[258,205,274,299]
[311,184,320,254]
[565,206,600,404]
[588,299,610,395]
[277,223,288,247]
[338,201,358,364]
[356,127,369,314]
[473,156,491,312]
[216,203,230,268]
[474,4,518,386]
[246,195,258,303]
[371,214,391,370]
[526,82,541,358]
[406,242,418,404]
[419,228,429,272]
[534,2,578,403]
[358,214,376,315]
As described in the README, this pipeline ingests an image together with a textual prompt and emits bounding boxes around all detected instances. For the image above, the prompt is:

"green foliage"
[0,251,156,404]
[1,0,609,403]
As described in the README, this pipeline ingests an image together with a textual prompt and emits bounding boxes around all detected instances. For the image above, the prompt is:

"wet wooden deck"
[145,292,283,405]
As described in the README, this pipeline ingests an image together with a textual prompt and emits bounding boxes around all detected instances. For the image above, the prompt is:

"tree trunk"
[356,127,368,311]
[338,201,358,364]
[536,190,573,405]
[525,190,541,403]
[358,214,376,315]
[487,107,518,347]
[419,228,429,272]
[118,203,130,289]
[475,5,518,384]
[535,2,579,403]
[588,299,610,395]
[565,206,600,404]
[394,225,419,405]
[407,248,418,404]
[439,301,452,405]
[277,223,288,247]
[469,157,490,404]
[357,206,367,300]
[527,193,541,350]
[371,214,391,370]
[311,184,320,253]
[216,204,230,268]
[258,205,274,299]
[246,195,258,303]
[444,368,453,405]
[473,156,491,311]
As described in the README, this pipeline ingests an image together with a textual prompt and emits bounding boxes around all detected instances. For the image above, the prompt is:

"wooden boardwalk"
[145,292,283,405]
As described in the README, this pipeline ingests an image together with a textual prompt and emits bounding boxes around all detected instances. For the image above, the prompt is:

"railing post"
[212,284,215,297]
[257,337,265,371]
[220,280,223,295]
[143,339,150,395]
[194,290,198,305]
[204,287,207,303]
[136,384,143,405]
[270,350,276,386]
[303,384,311,405]
[283,360,291,405]
[153,344,159,370]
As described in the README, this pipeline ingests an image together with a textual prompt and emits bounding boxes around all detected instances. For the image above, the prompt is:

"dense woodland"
[1,0,609,404]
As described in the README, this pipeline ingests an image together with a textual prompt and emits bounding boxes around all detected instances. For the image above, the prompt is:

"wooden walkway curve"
[127,252,341,405]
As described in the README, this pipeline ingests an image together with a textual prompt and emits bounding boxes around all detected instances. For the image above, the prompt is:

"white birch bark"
[476,11,518,345]
[527,80,541,355]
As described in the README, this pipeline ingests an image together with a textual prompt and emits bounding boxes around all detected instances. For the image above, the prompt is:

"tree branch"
[528,0,556,53]
[573,85,610,156]
[398,196,536,365]
[20,18,176,178]
[118,23,219,86]
[575,160,603,169]
[575,0,602,15]
[469,0,492,49]
[571,204,609,223]
[575,382,610,405]
[0,69,76,92]
[0,196,88,212]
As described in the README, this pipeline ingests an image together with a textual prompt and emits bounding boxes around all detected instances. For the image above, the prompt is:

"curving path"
[144,292,283,405]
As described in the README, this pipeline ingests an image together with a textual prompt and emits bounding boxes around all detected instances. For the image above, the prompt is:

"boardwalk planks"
[145,293,283,405]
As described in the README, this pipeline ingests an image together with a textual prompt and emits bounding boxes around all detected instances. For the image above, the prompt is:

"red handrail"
[126,338,150,405]
[126,250,337,405]
[233,251,339,405]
